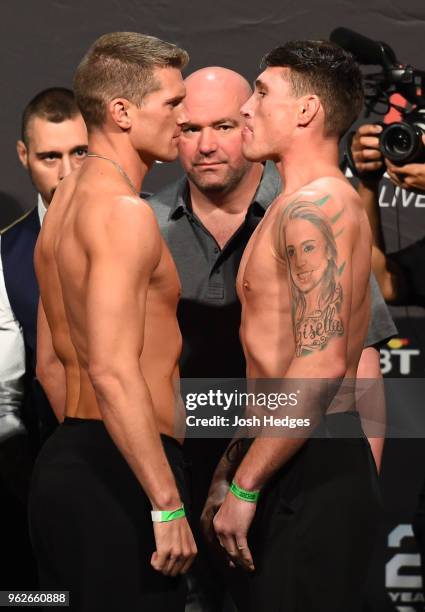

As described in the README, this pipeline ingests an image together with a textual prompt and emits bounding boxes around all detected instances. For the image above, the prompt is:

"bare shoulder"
[39,172,78,236]
[305,177,371,247]
[36,181,70,258]
[279,176,362,236]
[77,191,162,273]
[273,176,365,267]
[81,191,160,241]
[107,194,159,230]
[298,176,362,215]
[277,177,366,360]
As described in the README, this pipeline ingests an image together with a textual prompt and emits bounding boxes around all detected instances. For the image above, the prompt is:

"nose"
[240,95,254,118]
[294,248,306,269]
[198,128,217,155]
[59,155,73,180]
[177,104,189,126]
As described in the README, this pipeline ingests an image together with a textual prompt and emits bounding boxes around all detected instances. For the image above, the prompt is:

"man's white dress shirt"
[0,196,46,440]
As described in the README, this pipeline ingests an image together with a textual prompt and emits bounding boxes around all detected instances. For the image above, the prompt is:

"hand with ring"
[213,491,256,571]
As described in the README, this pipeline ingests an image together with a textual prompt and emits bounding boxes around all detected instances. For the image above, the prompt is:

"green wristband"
[151,506,186,522]
[230,481,260,503]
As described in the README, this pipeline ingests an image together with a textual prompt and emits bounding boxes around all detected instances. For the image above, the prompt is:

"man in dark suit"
[0,87,87,587]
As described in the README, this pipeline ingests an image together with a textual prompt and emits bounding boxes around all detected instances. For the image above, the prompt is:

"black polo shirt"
[148,163,396,378]
[148,162,282,377]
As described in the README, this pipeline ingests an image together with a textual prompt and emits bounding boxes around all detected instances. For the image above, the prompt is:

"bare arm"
[350,124,385,246]
[84,197,195,575]
[213,189,360,569]
[356,346,385,473]
[201,439,246,543]
[234,196,353,490]
[36,300,66,422]
[351,124,399,301]
[86,200,180,508]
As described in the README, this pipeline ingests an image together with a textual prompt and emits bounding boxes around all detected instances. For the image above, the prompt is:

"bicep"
[85,255,148,371]
[85,208,159,372]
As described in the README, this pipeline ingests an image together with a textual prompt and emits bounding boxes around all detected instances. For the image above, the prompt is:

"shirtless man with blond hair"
[30,32,196,612]
[206,41,381,611]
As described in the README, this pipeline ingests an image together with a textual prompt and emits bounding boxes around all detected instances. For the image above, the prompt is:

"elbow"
[357,347,381,379]
[299,356,346,380]
[88,364,116,392]
[36,360,61,406]
[371,248,399,303]
[36,360,50,389]
[327,358,347,380]
[87,361,132,401]
[379,271,398,303]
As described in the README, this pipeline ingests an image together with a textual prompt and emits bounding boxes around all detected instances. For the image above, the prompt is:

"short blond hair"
[74,32,189,129]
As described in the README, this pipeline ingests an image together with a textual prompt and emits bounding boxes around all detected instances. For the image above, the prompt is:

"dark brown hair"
[263,40,364,137]
[21,87,80,145]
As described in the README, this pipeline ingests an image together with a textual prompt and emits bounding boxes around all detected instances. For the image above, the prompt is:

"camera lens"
[380,122,424,164]
[386,130,410,154]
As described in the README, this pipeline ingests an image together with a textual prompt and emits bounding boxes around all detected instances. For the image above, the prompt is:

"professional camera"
[380,110,425,165]
[330,28,425,165]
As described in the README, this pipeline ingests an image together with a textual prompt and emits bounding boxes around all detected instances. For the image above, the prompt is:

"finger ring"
[237,543,246,550]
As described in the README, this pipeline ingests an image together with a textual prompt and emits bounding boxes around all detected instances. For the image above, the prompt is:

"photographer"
[330,27,425,309]
[351,124,425,307]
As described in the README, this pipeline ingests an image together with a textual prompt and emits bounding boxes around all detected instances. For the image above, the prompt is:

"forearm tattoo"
[277,196,345,357]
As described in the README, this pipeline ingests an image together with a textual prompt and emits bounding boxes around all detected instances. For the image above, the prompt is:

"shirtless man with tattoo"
[205,41,381,611]
[30,32,196,611]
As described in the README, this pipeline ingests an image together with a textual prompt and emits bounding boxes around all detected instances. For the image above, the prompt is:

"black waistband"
[62,417,182,450]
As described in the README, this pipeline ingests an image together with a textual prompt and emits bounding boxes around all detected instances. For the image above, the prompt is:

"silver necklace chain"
[86,153,139,196]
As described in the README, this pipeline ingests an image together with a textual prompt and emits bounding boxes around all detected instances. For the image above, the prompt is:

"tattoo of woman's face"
[281,200,344,357]
[285,218,329,294]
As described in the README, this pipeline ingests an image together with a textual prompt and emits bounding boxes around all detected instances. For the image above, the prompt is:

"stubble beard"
[187,161,251,196]
[28,165,56,206]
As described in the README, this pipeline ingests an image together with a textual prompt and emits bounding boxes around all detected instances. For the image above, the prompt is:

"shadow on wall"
[0,192,25,231]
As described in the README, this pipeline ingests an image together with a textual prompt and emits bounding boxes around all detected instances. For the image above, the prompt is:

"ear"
[16,140,29,169]
[297,95,320,127]
[108,98,133,130]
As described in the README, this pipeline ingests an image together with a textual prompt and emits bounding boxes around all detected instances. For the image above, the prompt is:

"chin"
[242,143,268,163]
[190,177,225,193]
[156,148,179,163]
[201,181,229,194]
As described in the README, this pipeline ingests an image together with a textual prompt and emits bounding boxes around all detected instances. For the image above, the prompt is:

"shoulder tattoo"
[276,196,346,357]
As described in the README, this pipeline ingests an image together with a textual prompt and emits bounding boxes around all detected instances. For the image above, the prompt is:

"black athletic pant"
[230,412,382,612]
[0,432,38,589]
[29,418,189,612]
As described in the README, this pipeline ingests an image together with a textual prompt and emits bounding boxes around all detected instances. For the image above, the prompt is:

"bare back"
[237,175,371,383]
[35,163,182,438]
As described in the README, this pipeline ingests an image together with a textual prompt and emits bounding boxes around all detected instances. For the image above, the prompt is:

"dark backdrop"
[1,2,425,609]
[1,0,425,224]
